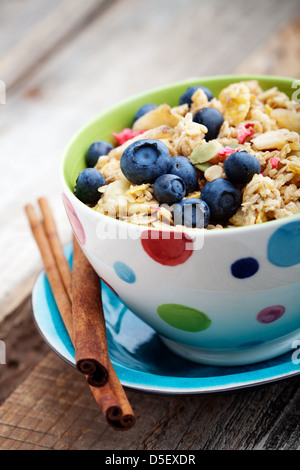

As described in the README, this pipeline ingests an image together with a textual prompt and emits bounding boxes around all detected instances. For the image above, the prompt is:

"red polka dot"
[62,193,86,245]
[257,305,286,324]
[141,230,194,266]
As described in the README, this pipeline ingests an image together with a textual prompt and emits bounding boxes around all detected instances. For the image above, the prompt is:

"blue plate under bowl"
[32,244,300,394]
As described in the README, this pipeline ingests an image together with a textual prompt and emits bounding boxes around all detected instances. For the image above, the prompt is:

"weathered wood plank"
[0,0,63,57]
[257,387,300,450]
[0,296,49,406]
[236,17,300,78]
[1,0,300,451]
[0,0,114,90]
[0,350,299,450]
[4,0,300,89]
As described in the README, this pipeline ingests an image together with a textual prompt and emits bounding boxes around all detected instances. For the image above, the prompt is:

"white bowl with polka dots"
[60,76,300,366]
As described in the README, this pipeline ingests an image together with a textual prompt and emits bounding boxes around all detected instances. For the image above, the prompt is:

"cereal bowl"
[60,75,300,366]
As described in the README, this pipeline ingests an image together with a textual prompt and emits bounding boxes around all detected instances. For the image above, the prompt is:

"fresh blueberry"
[192,107,224,141]
[153,174,186,205]
[121,139,171,184]
[223,151,261,184]
[179,86,214,106]
[74,168,106,204]
[168,156,198,194]
[173,198,210,228]
[200,178,242,223]
[85,141,113,168]
[132,103,157,125]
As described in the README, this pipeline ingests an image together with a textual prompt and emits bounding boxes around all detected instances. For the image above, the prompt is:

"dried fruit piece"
[190,141,223,166]
[264,104,273,116]
[270,157,280,169]
[218,145,244,157]
[109,125,173,160]
[237,123,255,144]
[288,161,300,174]
[252,129,300,151]
[113,128,146,145]
[218,82,251,126]
[132,104,181,131]
[210,145,244,164]
[270,109,300,133]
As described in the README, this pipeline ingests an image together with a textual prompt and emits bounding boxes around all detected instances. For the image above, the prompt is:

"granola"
[74,80,300,230]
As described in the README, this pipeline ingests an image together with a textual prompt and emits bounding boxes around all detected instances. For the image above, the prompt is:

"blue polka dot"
[113,261,136,284]
[231,257,259,279]
[267,221,300,267]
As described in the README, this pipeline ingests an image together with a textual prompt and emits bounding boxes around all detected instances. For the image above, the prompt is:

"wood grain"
[0,0,114,90]
[0,296,49,407]
[0,350,299,450]
[236,17,300,77]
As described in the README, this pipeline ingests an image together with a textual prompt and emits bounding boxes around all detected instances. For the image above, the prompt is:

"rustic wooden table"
[0,0,300,450]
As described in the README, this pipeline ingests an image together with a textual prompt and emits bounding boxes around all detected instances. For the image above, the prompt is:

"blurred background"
[0,0,300,322]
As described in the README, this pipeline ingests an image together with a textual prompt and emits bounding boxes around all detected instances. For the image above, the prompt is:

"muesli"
[74,81,300,230]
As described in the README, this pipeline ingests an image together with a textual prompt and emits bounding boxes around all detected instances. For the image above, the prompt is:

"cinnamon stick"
[91,360,135,430]
[25,201,135,431]
[72,237,109,387]
[25,204,73,335]
[38,197,73,302]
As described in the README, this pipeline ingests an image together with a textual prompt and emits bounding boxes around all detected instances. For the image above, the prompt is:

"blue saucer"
[32,244,300,394]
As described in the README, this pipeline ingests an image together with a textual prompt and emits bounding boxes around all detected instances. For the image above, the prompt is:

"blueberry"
[173,198,210,228]
[153,174,186,205]
[192,107,224,141]
[168,156,198,194]
[200,178,242,223]
[179,86,214,106]
[223,151,261,185]
[74,168,106,204]
[85,141,113,168]
[132,103,157,125]
[121,139,171,184]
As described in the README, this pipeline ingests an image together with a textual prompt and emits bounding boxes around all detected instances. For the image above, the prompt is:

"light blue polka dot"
[113,261,136,284]
[267,221,300,267]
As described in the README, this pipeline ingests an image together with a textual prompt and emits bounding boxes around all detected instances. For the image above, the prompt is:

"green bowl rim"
[59,74,300,237]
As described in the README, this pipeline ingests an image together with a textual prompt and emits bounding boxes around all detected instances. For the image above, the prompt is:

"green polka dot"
[157,303,211,332]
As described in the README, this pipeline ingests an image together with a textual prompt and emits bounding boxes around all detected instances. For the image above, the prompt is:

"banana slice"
[252,129,300,151]
[270,109,300,133]
[132,104,181,131]
[219,82,251,126]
